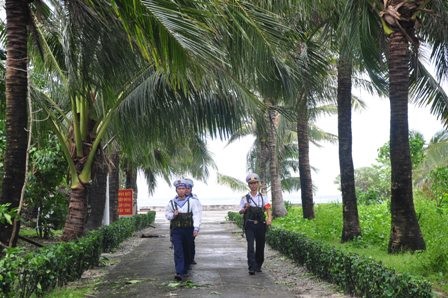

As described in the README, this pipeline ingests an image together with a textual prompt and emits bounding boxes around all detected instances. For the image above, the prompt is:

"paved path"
[94,210,346,298]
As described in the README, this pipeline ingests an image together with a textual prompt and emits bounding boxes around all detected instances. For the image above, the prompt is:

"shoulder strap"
[246,193,261,207]
[170,200,178,212]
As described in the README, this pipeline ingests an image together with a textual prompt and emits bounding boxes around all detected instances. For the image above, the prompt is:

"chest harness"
[170,198,193,229]
[245,193,266,223]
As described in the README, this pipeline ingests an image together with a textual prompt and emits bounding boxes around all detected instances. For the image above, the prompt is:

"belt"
[247,219,264,224]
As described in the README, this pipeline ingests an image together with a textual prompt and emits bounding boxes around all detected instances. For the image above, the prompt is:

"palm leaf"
[217,173,248,192]
[409,58,448,127]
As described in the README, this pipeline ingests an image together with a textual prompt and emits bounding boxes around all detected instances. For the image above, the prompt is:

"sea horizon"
[138,193,342,209]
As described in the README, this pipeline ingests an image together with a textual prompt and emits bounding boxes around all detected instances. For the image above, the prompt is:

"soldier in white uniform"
[165,179,201,281]
[239,173,272,275]
[184,178,202,265]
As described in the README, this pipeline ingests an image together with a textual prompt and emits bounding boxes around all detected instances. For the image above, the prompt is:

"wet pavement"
[94,210,345,298]
[94,210,344,298]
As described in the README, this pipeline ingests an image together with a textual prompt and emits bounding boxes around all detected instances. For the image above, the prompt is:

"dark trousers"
[171,227,194,275]
[192,236,196,260]
[245,221,266,271]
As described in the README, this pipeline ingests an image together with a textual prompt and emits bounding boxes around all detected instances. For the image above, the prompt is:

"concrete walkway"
[94,210,345,297]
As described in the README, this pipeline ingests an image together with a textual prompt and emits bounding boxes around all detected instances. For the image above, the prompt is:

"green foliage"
[227,211,244,228]
[427,167,448,207]
[24,134,68,237]
[0,122,67,236]
[231,208,434,297]
[0,203,17,225]
[412,197,448,283]
[273,204,343,242]
[284,200,293,211]
[354,131,426,205]
[44,282,95,298]
[244,198,448,294]
[354,166,390,205]
[0,211,155,297]
[265,227,432,297]
[377,130,425,169]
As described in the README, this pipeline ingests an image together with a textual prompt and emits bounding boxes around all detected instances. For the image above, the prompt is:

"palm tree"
[117,131,215,182]
[336,52,362,240]
[292,35,334,220]
[370,0,447,252]
[221,118,302,207]
[29,0,295,240]
[384,0,425,252]
[296,99,314,218]
[266,103,288,217]
[0,0,30,248]
[303,0,382,237]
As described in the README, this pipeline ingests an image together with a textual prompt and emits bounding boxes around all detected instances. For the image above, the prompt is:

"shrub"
[0,211,155,297]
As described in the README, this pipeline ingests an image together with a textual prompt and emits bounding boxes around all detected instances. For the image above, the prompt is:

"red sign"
[118,189,133,216]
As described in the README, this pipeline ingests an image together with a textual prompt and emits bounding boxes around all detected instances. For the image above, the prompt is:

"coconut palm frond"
[142,169,158,195]
[281,177,301,192]
[309,124,338,146]
[419,0,448,83]
[217,173,248,192]
[409,59,448,127]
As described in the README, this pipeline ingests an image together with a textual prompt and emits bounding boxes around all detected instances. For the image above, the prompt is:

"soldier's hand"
[174,210,179,216]
[193,230,199,237]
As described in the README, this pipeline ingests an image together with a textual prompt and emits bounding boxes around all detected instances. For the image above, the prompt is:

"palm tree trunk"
[85,149,108,231]
[62,185,87,240]
[109,152,120,222]
[0,0,29,247]
[62,105,99,239]
[337,54,361,241]
[257,136,270,195]
[267,106,287,217]
[388,30,425,252]
[297,102,314,219]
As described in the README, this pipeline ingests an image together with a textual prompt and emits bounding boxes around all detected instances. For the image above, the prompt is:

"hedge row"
[227,211,432,298]
[0,211,155,298]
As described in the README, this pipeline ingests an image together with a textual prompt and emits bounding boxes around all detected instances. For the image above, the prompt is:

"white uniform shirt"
[165,196,201,231]
[239,192,270,209]
[189,193,202,218]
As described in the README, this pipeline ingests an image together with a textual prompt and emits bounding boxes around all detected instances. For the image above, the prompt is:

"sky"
[137,90,445,208]
[0,1,443,209]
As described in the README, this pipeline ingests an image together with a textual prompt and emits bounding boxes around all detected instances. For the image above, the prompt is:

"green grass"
[19,227,39,237]
[19,227,63,238]
[38,278,98,297]
[274,197,448,294]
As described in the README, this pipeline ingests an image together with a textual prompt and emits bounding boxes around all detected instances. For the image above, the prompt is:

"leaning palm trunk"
[387,29,425,252]
[267,106,287,217]
[61,118,99,240]
[297,102,314,219]
[0,0,29,248]
[337,54,361,241]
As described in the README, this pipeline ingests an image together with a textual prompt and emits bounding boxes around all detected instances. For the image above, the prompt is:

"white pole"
[102,174,110,225]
